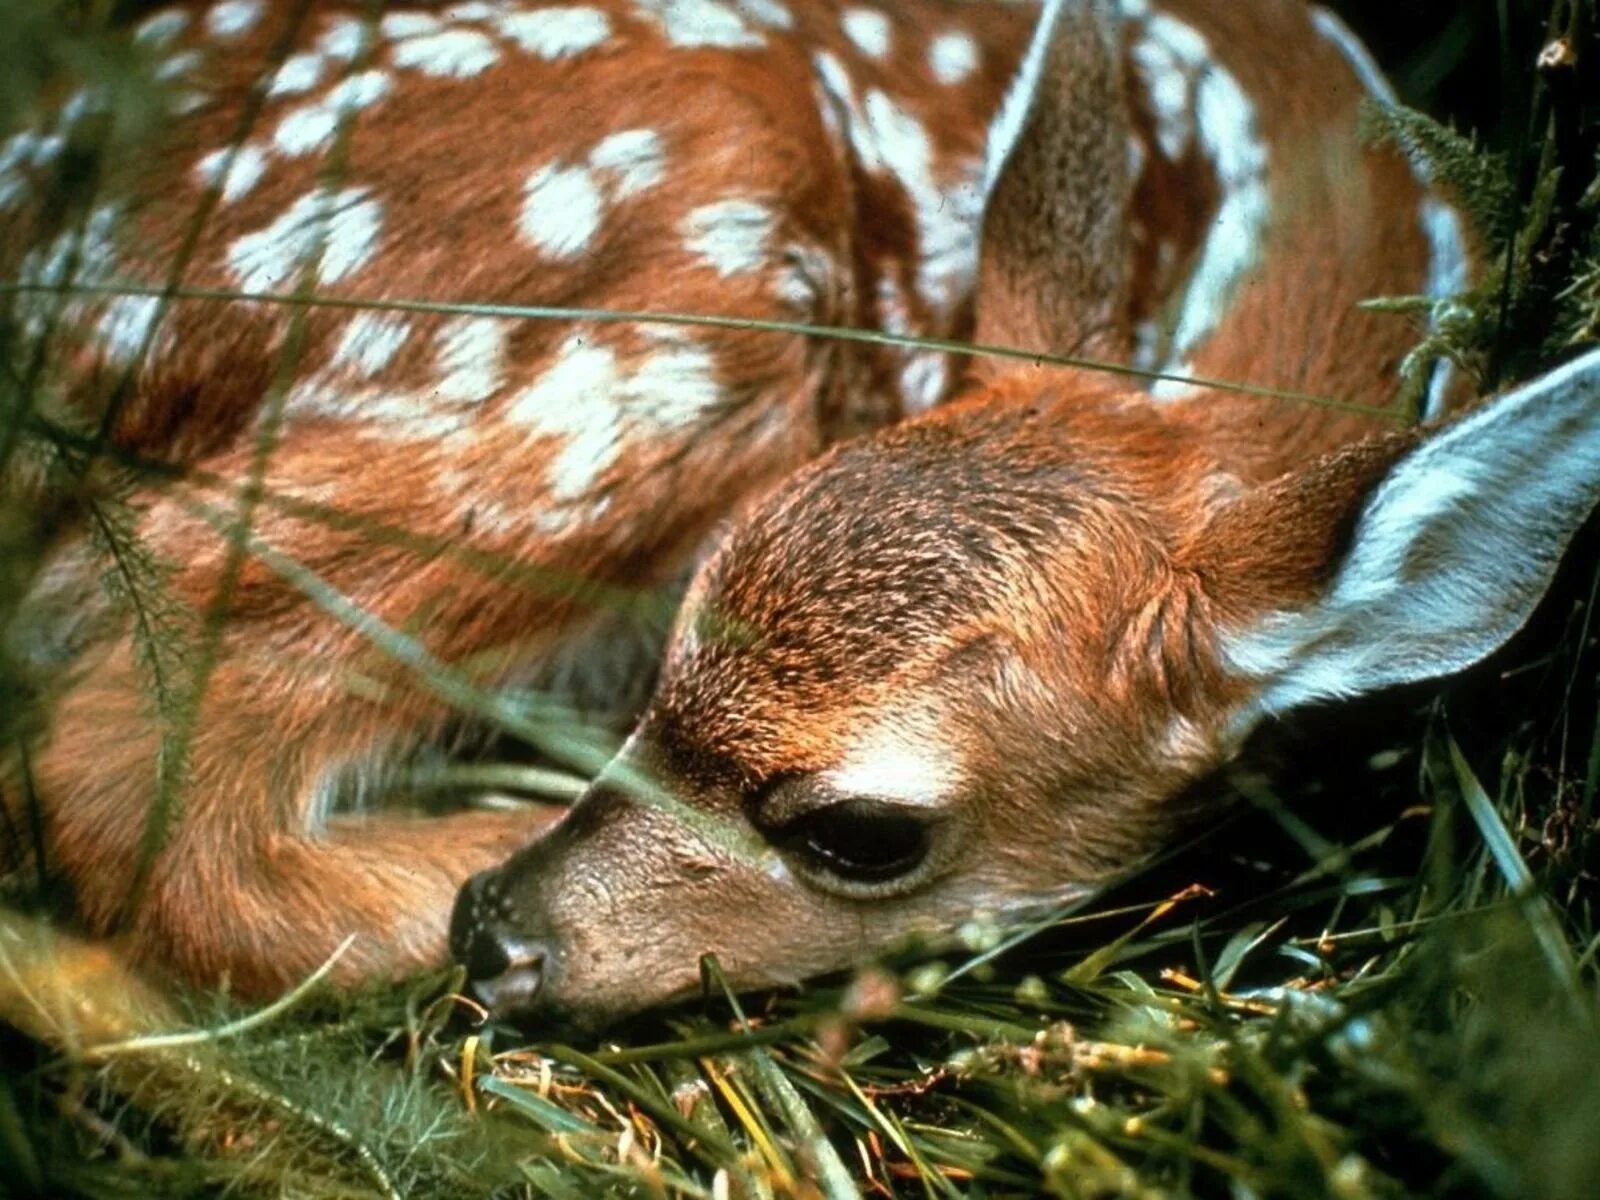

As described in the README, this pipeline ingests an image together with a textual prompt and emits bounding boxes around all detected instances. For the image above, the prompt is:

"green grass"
[2,1,1598,1197]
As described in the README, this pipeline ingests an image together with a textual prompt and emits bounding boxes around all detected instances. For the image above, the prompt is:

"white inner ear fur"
[1224,347,1600,732]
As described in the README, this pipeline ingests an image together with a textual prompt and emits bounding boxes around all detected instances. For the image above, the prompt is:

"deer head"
[449,0,1600,1026]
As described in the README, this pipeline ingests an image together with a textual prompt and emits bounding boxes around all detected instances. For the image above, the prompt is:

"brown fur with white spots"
[11,0,1594,1025]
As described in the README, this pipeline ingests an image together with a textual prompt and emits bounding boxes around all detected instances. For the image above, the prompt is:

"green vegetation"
[2,1,1597,1197]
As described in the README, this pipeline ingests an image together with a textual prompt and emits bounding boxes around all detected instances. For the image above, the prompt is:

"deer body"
[7,0,1595,1021]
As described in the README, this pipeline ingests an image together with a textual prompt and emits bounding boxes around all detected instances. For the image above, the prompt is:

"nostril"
[463,925,513,982]
[466,936,550,1018]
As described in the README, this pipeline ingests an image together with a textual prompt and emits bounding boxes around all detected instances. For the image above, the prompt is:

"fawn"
[2,0,1596,1025]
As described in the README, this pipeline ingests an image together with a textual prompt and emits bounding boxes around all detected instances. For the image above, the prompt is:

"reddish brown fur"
[3,0,1464,1003]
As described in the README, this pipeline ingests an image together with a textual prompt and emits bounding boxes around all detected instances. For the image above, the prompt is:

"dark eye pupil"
[788,801,930,883]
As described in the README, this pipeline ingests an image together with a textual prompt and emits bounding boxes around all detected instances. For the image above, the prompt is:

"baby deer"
[3,0,1596,1023]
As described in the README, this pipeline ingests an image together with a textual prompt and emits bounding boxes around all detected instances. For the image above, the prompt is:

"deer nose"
[450,869,555,1018]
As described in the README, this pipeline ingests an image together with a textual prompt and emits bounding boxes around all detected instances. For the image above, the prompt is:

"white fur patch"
[391,28,500,77]
[435,316,507,403]
[519,131,669,258]
[507,334,625,500]
[590,128,666,198]
[900,352,948,413]
[507,327,724,502]
[682,198,774,277]
[826,721,964,807]
[135,9,189,47]
[863,89,985,317]
[267,52,324,97]
[319,16,368,60]
[628,329,722,426]
[380,11,443,39]
[207,0,263,38]
[332,312,412,377]
[842,8,891,60]
[633,0,764,49]
[156,50,204,82]
[194,143,267,202]
[227,187,383,291]
[1132,26,1193,159]
[813,54,985,323]
[97,295,164,363]
[12,206,124,340]
[928,30,977,85]
[496,6,612,57]
[1130,15,1269,380]
[273,70,391,156]
[0,131,63,207]
[274,104,339,155]
[520,162,604,257]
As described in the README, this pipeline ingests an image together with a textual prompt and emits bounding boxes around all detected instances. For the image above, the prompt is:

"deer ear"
[1200,347,1600,727]
[974,0,1130,371]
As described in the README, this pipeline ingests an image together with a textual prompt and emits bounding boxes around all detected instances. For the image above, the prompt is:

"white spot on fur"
[900,353,948,413]
[633,0,764,49]
[391,28,500,77]
[508,327,724,501]
[135,9,189,46]
[12,206,123,339]
[496,6,611,57]
[590,128,665,198]
[842,8,890,60]
[628,328,722,426]
[156,50,204,82]
[326,69,393,110]
[520,162,604,257]
[319,16,367,60]
[267,52,325,97]
[1133,28,1194,159]
[273,70,391,155]
[928,30,977,85]
[508,334,625,500]
[228,187,382,291]
[274,104,338,155]
[1156,21,1269,367]
[206,0,262,38]
[1145,11,1209,67]
[863,89,984,315]
[0,131,64,206]
[435,316,506,403]
[683,198,774,276]
[194,143,267,202]
[815,57,984,322]
[380,11,443,39]
[331,312,411,377]
[98,295,164,363]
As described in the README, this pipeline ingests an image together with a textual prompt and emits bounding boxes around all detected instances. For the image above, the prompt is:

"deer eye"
[777,799,933,885]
